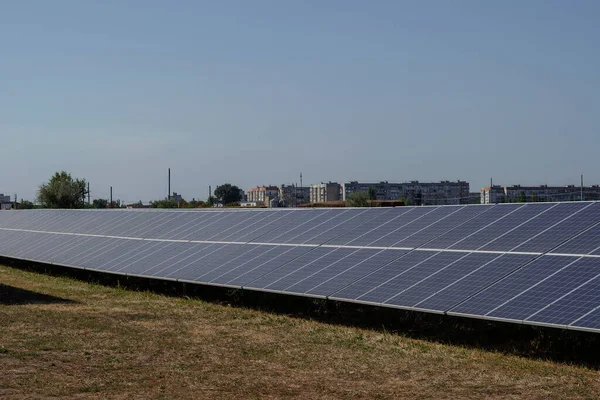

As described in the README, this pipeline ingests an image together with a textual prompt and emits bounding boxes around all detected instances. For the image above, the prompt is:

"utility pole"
[168,168,171,200]
[14,194,17,210]
[300,172,303,205]
[110,186,113,208]
[581,174,584,201]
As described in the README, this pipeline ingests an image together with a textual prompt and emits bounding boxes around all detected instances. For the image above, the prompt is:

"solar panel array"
[1,202,600,333]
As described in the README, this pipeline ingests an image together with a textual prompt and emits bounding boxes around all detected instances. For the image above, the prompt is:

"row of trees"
[28,171,245,209]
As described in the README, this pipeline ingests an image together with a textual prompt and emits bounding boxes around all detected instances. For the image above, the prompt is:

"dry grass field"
[1,264,599,399]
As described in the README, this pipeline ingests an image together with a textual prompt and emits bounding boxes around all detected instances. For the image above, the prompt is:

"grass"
[1,264,599,399]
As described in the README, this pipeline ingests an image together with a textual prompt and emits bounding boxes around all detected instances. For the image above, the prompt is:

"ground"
[0,264,599,400]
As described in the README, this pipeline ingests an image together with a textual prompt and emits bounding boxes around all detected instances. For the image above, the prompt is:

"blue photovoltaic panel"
[323,208,401,246]
[414,254,536,312]
[249,210,334,243]
[193,245,275,283]
[251,248,356,291]
[207,211,272,241]
[392,206,492,248]
[144,242,218,277]
[513,203,600,253]
[549,223,600,255]
[479,203,588,252]
[368,207,462,248]
[449,256,580,317]
[329,251,439,301]
[284,248,384,295]
[570,307,600,331]
[156,212,220,240]
[488,257,600,322]
[225,246,316,287]
[114,242,179,274]
[80,239,152,271]
[361,252,466,305]
[104,241,168,272]
[120,242,190,276]
[341,207,436,247]
[179,244,263,282]
[302,209,385,245]
[306,249,407,297]
[224,211,294,242]
[2,204,600,333]
[166,244,249,280]
[449,203,555,251]
[38,236,91,263]
[281,210,365,245]
[385,252,499,309]
[206,245,291,285]
[526,263,600,326]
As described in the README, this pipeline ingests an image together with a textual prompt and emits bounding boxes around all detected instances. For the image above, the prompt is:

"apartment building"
[247,186,279,206]
[338,181,470,205]
[279,184,310,207]
[310,182,341,203]
[0,194,12,210]
[480,185,600,204]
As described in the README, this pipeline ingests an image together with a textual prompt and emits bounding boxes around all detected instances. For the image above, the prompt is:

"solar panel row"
[0,202,599,333]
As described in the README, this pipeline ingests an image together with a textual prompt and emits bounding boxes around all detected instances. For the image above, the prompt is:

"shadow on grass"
[0,283,76,306]
[2,256,600,368]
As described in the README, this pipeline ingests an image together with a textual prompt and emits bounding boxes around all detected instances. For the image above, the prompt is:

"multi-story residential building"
[340,182,403,201]
[279,184,310,207]
[0,194,12,210]
[480,186,506,204]
[247,186,279,206]
[480,185,600,204]
[310,182,341,203]
[403,180,470,205]
[338,181,470,205]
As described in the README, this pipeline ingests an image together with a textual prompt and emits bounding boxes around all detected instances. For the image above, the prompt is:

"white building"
[247,186,279,206]
[310,182,341,203]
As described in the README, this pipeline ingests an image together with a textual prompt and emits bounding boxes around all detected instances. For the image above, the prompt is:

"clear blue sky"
[1,1,599,203]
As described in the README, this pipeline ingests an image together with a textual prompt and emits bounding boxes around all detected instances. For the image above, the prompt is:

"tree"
[92,199,108,209]
[18,200,35,209]
[517,191,526,203]
[346,192,369,207]
[368,187,376,201]
[214,184,242,205]
[530,192,537,202]
[37,171,87,209]
[150,199,178,208]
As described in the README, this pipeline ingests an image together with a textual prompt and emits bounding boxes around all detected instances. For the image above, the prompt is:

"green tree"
[214,184,243,205]
[188,199,207,208]
[368,187,376,201]
[37,171,87,209]
[517,191,526,203]
[150,199,178,208]
[18,200,35,209]
[530,192,537,202]
[92,199,108,209]
[346,192,369,207]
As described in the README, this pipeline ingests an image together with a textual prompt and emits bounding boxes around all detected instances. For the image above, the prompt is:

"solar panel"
[1,202,600,333]
[449,203,555,250]
[448,255,580,318]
